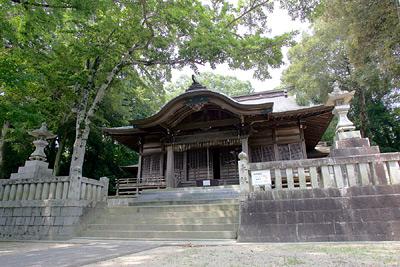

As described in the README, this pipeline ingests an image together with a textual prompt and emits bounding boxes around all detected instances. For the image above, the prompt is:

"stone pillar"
[241,136,249,156]
[238,152,251,198]
[68,167,82,200]
[100,177,109,201]
[165,146,175,188]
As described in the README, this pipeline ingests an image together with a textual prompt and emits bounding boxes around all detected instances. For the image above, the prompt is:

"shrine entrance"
[173,146,240,187]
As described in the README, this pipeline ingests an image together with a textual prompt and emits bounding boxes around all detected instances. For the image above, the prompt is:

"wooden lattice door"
[219,147,239,180]
[187,148,213,181]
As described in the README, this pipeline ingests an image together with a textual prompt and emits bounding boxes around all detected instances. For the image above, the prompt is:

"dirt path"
[83,242,400,267]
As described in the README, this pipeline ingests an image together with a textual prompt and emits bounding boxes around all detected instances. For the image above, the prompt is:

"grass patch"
[283,256,305,266]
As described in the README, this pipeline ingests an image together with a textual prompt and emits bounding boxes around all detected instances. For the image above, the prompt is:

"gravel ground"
[1,240,400,267]
[83,242,400,267]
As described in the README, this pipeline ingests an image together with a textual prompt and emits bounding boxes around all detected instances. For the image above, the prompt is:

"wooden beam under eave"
[173,118,241,131]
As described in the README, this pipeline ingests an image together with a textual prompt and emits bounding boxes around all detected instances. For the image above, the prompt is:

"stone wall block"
[50,207,61,217]
[13,208,23,217]
[22,207,33,217]
[391,184,400,194]
[54,217,64,226]
[42,217,55,226]
[288,189,303,200]
[3,208,12,216]
[61,207,83,217]
[63,216,79,226]
[239,185,400,242]
[15,217,25,226]
[312,188,327,198]
[34,216,45,226]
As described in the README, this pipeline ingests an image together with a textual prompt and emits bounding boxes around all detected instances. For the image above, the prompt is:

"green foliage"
[281,0,400,151]
[1,0,292,179]
[165,72,254,100]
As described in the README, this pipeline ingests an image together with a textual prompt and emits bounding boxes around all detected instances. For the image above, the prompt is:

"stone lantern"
[326,81,360,141]
[10,123,56,179]
[327,82,380,157]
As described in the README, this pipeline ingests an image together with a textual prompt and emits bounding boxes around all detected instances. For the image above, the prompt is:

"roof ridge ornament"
[186,74,207,92]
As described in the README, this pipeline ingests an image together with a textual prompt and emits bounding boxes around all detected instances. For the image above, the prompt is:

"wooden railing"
[116,176,166,196]
[0,176,109,202]
[238,152,400,192]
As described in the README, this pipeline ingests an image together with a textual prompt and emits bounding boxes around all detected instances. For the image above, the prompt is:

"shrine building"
[104,79,333,189]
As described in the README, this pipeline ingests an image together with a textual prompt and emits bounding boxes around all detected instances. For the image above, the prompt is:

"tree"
[280,0,400,151]
[66,0,295,178]
[165,72,254,100]
[1,0,294,177]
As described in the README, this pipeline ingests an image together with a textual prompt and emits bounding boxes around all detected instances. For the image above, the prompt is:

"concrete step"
[135,187,240,203]
[141,185,240,194]
[81,186,240,240]
[136,193,239,202]
[86,223,238,232]
[81,229,237,239]
[105,203,239,213]
[127,199,239,206]
[92,216,239,225]
[97,210,239,219]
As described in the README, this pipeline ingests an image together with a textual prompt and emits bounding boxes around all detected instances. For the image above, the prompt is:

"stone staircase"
[79,186,240,240]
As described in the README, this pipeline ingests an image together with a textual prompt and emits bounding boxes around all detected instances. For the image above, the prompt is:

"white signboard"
[203,180,211,186]
[251,170,271,186]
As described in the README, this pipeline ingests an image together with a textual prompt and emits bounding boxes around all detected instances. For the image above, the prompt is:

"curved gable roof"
[130,89,274,129]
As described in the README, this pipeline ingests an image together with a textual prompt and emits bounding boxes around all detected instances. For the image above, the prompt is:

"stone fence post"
[68,167,82,200]
[100,177,109,201]
[238,152,251,198]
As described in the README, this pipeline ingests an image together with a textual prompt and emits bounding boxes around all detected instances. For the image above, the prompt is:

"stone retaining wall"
[238,185,400,242]
[0,199,104,240]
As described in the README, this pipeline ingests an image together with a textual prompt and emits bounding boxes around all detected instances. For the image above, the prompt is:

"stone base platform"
[0,199,105,240]
[238,185,400,242]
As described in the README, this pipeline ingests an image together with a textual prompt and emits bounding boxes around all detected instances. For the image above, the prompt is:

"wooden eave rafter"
[129,90,273,129]
[269,105,334,120]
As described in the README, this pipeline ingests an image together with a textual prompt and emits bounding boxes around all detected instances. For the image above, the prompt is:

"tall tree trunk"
[69,59,126,177]
[68,40,157,177]
[69,109,91,178]
[0,121,10,179]
[53,135,66,176]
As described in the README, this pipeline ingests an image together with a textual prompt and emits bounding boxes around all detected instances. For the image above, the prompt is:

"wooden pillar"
[166,145,175,188]
[137,144,143,180]
[299,122,308,159]
[273,127,279,161]
[183,151,188,182]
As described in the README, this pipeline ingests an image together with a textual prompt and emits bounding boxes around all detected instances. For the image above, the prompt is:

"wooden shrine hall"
[104,78,334,191]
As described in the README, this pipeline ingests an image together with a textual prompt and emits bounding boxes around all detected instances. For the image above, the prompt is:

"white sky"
[171,5,310,92]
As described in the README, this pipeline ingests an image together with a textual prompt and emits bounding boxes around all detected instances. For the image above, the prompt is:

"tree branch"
[10,0,76,9]
[227,0,270,27]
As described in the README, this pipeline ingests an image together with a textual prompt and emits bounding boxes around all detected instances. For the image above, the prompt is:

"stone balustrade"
[239,152,400,191]
[0,176,109,202]
[80,177,109,201]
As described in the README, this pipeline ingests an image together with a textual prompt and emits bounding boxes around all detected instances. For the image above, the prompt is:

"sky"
[171,5,310,92]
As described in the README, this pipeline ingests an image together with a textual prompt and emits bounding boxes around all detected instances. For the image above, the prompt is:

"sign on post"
[251,170,272,189]
[202,180,211,186]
